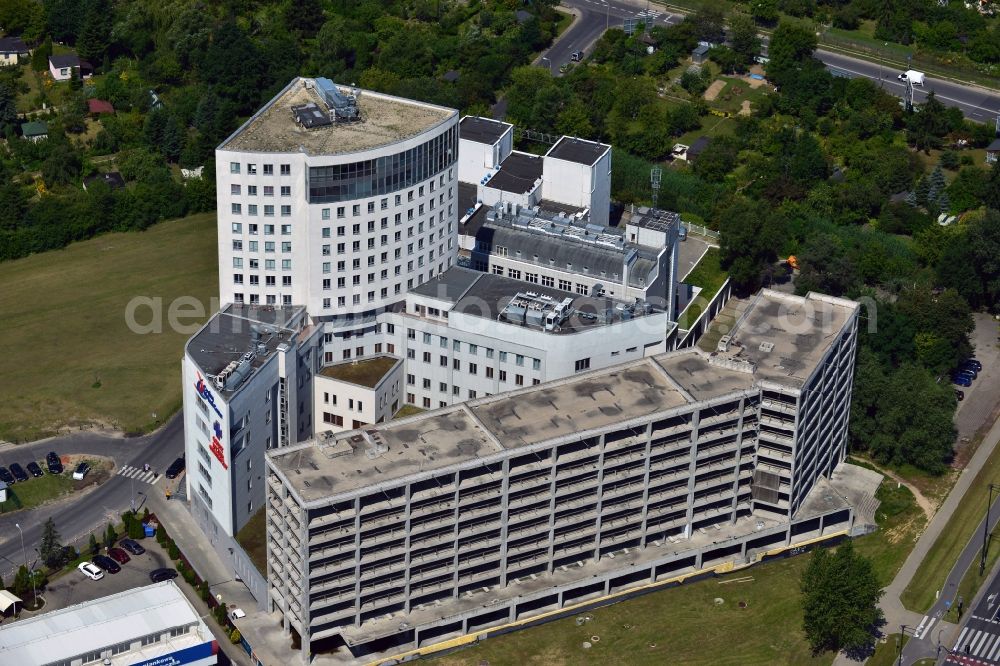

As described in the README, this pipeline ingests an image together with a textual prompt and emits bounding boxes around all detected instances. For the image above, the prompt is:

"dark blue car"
[953,375,972,387]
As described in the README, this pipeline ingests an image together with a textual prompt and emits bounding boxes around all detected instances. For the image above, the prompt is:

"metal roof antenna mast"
[650,166,662,210]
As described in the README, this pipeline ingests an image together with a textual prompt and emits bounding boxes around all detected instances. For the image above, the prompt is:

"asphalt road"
[899,482,1000,663]
[550,0,1000,120]
[0,413,185,579]
[543,0,678,74]
[942,567,1000,664]
[815,50,1000,123]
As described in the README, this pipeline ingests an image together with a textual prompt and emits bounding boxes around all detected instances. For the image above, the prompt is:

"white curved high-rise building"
[216,77,460,317]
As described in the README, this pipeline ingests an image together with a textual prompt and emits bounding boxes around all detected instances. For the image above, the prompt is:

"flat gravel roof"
[221,78,456,156]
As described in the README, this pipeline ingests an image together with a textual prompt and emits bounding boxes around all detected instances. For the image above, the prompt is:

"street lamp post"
[896,624,916,666]
[14,523,36,605]
[980,483,1000,574]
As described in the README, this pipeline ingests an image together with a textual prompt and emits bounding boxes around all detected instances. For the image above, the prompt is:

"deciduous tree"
[801,541,883,654]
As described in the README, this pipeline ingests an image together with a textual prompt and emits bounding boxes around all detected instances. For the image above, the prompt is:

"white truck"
[897,70,925,86]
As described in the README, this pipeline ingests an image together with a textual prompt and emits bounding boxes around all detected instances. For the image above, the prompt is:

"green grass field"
[676,247,727,330]
[429,555,830,666]
[901,435,1000,613]
[868,634,909,666]
[0,212,219,443]
[0,473,75,513]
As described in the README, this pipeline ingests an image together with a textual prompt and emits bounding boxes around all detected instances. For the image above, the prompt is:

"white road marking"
[987,636,1000,661]
[956,626,972,651]
[817,60,1000,114]
[118,466,160,485]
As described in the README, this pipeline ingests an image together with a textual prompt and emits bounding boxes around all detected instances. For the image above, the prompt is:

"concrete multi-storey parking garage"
[264,289,875,661]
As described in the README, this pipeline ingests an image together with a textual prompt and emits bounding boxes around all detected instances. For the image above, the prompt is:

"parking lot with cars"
[956,316,1000,436]
[47,535,177,611]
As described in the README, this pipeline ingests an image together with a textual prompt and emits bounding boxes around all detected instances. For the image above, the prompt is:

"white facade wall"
[476,251,669,304]
[478,182,538,211]
[182,356,237,535]
[216,116,460,317]
[381,307,669,410]
[458,131,513,184]
[541,149,611,226]
[314,360,404,434]
[626,222,668,248]
[183,324,308,536]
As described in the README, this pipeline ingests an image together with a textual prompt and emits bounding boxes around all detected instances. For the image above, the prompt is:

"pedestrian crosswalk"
[117,465,162,485]
[953,619,1000,664]
[914,613,938,639]
[636,9,663,22]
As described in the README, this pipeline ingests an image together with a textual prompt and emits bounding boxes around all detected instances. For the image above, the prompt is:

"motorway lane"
[816,50,1000,122]
[0,413,185,579]
[553,0,1000,120]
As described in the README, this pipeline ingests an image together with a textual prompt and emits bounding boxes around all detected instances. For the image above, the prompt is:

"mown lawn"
[0,212,218,443]
[0,472,75,513]
[429,555,830,666]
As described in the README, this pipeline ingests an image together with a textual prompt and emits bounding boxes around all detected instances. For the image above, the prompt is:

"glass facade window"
[308,126,458,203]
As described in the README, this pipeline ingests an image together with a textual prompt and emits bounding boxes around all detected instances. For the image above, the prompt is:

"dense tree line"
[748,0,1000,65]
[526,16,996,474]
[0,0,563,261]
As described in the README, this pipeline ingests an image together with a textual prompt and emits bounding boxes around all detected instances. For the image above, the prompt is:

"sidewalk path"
[855,457,937,524]
[833,415,1000,666]
[149,492,253,666]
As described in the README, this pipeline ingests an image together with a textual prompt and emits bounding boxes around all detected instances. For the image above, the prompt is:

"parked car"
[965,358,983,371]
[149,568,178,583]
[26,461,44,478]
[958,365,978,379]
[72,462,91,481]
[955,389,965,401]
[119,538,146,556]
[92,554,121,574]
[0,467,14,484]
[165,457,185,479]
[953,375,972,387]
[108,547,131,564]
[46,451,63,474]
[78,561,105,581]
[9,463,28,482]
[955,369,977,382]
